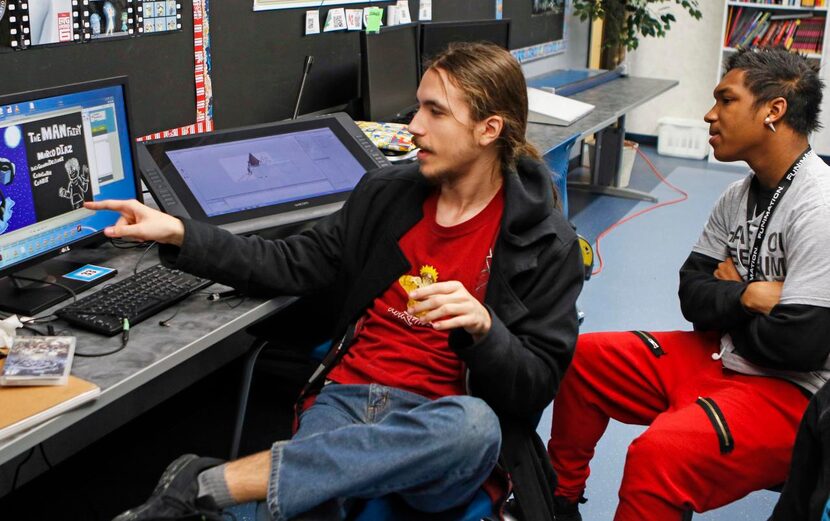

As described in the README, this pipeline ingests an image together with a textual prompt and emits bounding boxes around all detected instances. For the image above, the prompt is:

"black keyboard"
[57,264,213,336]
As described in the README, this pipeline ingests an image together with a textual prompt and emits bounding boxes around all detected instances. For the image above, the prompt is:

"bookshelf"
[712,0,830,160]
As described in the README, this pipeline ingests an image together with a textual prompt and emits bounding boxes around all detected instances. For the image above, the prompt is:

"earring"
[764,117,776,133]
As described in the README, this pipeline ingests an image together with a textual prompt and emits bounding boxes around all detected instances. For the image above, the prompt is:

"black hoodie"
[160,156,584,519]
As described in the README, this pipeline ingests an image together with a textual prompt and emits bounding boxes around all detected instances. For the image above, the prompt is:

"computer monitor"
[420,19,511,72]
[138,112,391,235]
[0,77,141,315]
[360,23,421,123]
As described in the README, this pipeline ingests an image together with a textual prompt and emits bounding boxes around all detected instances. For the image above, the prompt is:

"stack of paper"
[527,87,595,126]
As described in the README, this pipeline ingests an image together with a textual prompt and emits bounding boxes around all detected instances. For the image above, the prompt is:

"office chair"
[545,133,580,218]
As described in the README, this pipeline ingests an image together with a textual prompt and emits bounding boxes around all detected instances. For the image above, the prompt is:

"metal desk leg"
[567,115,658,203]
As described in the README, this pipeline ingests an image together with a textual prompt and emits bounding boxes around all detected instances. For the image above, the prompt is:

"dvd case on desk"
[0,336,76,386]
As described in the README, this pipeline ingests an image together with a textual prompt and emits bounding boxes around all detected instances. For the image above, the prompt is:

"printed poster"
[21,112,93,221]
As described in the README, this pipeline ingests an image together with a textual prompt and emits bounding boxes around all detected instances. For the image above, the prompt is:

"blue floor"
[536,146,781,520]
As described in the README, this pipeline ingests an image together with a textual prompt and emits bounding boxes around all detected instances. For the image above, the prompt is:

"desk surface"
[0,243,294,469]
[526,75,679,154]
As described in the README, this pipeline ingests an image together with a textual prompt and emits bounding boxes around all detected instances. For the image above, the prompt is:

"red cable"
[591,146,689,276]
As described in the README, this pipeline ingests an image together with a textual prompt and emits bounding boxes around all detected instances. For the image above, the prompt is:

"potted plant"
[572,0,703,69]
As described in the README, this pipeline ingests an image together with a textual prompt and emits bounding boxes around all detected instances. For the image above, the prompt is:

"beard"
[420,158,465,186]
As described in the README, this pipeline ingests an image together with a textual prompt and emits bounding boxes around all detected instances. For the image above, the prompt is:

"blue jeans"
[257,383,501,521]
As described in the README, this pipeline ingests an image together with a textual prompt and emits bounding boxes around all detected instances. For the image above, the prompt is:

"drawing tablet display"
[138,113,390,234]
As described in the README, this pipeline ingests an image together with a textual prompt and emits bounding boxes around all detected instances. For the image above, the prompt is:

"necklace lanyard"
[746,146,811,281]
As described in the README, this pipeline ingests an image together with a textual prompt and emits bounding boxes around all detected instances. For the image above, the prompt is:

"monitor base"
[0,259,117,316]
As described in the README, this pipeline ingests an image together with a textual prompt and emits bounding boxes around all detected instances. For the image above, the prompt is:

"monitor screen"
[420,20,511,71]
[360,23,420,122]
[165,127,365,218]
[139,112,391,235]
[0,78,140,279]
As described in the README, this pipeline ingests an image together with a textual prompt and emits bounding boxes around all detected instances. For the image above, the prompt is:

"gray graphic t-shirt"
[693,151,830,394]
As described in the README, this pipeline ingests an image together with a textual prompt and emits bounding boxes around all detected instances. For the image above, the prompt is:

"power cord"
[109,238,154,250]
[10,275,79,328]
[72,316,130,358]
[158,307,180,327]
[19,306,130,358]
[590,146,689,277]
[133,241,158,275]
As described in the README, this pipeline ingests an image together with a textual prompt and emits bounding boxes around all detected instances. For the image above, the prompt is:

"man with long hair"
[94,42,583,520]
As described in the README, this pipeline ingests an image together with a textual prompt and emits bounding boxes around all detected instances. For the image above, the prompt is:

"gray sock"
[197,464,235,509]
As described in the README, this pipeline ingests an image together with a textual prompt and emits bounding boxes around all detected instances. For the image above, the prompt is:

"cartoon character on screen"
[90,12,102,35]
[58,158,90,209]
[121,11,128,32]
[0,158,15,234]
[103,1,116,35]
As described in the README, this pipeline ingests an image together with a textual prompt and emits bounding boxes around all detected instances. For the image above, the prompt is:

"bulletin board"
[0,2,196,137]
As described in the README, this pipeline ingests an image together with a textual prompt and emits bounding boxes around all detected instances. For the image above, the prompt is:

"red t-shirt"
[328,188,504,399]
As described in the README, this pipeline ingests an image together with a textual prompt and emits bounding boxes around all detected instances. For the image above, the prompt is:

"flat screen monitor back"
[361,24,420,122]
[420,19,511,70]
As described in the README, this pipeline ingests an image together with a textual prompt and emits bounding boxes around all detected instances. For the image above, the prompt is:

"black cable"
[9,275,78,327]
[158,307,180,327]
[224,296,247,310]
[133,241,157,275]
[10,275,78,303]
[74,316,130,358]
[20,309,129,357]
[201,290,247,309]
[110,238,146,248]
[20,324,49,336]
[109,238,154,249]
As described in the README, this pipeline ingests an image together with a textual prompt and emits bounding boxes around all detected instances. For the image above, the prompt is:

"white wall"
[625,2,725,135]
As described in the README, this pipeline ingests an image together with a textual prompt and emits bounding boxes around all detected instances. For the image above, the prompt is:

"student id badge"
[63,264,116,282]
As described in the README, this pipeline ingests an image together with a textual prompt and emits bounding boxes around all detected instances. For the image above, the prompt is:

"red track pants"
[548,330,809,521]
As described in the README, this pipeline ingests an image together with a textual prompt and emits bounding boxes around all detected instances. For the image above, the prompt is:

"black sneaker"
[553,495,585,521]
[113,454,226,521]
